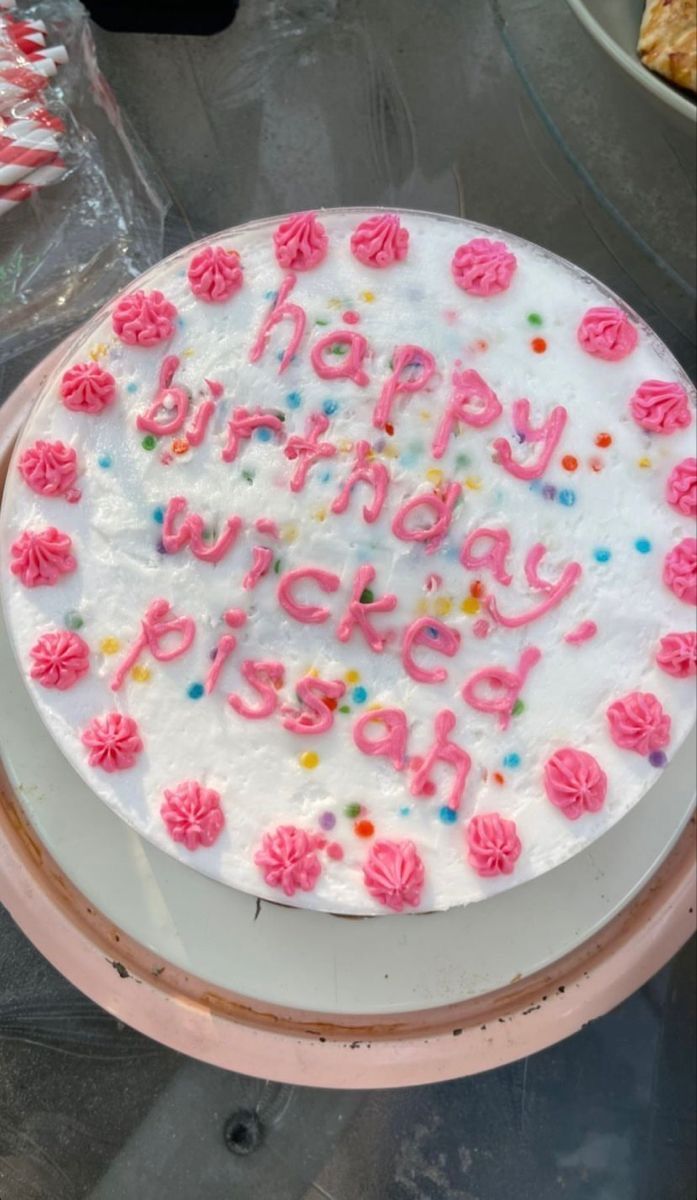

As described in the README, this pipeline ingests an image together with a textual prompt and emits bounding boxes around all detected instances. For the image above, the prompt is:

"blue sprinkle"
[503,752,521,769]
[265,289,278,302]
[542,483,557,501]
[594,547,612,563]
[439,806,458,824]
[399,805,411,817]
[187,682,205,700]
[529,480,541,493]
[152,506,164,524]
[322,398,338,416]
[255,426,272,442]
[635,537,652,554]
[98,455,112,469]
[126,382,139,394]
[427,626,440,639]
[352,686,368,704]
[286,391,302,410]
[558,488,576,507]
[320,470,332,483]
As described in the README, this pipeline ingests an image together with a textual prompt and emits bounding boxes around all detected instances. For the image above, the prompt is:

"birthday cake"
[1,209,695,916]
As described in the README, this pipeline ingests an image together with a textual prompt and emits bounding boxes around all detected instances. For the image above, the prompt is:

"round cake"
[1,209,695,915]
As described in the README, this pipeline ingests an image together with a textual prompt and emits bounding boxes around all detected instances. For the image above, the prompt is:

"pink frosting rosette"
[451,237,517,297]
[656,632,697,679]
[466,812,522,877]
[81,712,143,772]
[10,527,76,588]
[606,692,671,755]
[350,214,409,268]
[630,380,692,434]
[18,440,80,502]
[543,748,607,821]
[577,306,637,361]
[161,781,225,850]
[663,538,697,605]
[254,825,322,896]
[363,838,425,911]
[112,289,177,346]
[666,458,696,516]
[59,362,116,414]
[29,630,90,691]
[273,212,328,272]
[187,246,243,302]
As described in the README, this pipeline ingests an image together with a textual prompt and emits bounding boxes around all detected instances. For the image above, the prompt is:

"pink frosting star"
[112,289,177,346]
[466,812,522,877]
[254,825,322,896]
[663,538,697,606]
[10,527,76,588]
[161,780,225,850]
[656,632,697,679]
[363,838,425,911]
[18,440,80,502]
[350,214,409,268]
[666,458,696,516]
[630,380,692,434]
[81,712,143,772]
[606,692,671,755]
[273,212,328,272]
[59,362,116,414]
[577,307,638,362]
[187,246,243,303]
[29,630,90,691]
[451,237,517,297]
[543,748,607,821]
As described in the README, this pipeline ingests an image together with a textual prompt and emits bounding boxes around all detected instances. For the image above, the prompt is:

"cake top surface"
[1,208,695,915]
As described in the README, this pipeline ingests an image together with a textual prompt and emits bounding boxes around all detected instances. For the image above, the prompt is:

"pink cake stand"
[1,347,695,1089]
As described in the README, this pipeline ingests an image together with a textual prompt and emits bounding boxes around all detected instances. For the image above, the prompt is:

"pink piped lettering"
[392,482,461,555]
[112,598,196,691]
[331,440,389,524]
[205,609,247,694]
[162,496,242,563]
[486,562,582,628]
[222,407,285,463]
[460,527,512,586]
[185,394,216,447]
[353,709,408,770]
[311,330,370,386]
[243,546,273,591]
[278,567,340,624]
[493,400,567,481]
[432,369,502,458]
[228,660,285,718]
[249,274,306,374]
[281,676,347,735]
[373,344,435,430]
[336,565,397,653]
[410,710,471,811]
[402,617,461,683]
[136,356,189,436]
[284,411,337,492]
[462,646,542,729]
[255,518,280,539]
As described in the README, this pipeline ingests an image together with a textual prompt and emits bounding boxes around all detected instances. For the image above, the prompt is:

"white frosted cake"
[1,209,695,915]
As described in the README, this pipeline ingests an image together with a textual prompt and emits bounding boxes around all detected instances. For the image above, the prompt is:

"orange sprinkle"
[384,422,394,436]
[475,339,488,352]
[595,432,612,448]
[323,697,338,711]
[493,771,505,785]
[172,438,189,455]
[562,455,578,472]
[470,580,484,599]
[589,456,604,473]
[354,819,375,838]
[531,337,547,354]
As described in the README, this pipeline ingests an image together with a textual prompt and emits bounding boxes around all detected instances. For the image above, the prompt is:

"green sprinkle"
[455,453,471,469]
[512,699,525,717]
[141,435,156,451]
[331,342,349,356]
[527,312,543,327]
[315,318,329,326]
[242,468,255,484]
[274,558,282,574]
[344,802,361,818]
[359,588,374,604]
[339,705,351,714]
[64,610,84,631]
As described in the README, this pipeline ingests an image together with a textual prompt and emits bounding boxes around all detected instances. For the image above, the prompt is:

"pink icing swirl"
[161,780,225,850]
[543,748,607,821]
[18,440,80,502]
[451,237,517,297]
[606,692,671,755]
[663,538,697,605]
[273,212,328,272]
[10,527,76,588]
[350,214,409,268]
[81,712,143,772]
[666,458,696,515]
[60,362,116,414]
[656,632,697,679]
[254,825,322,896]
[363,839,425,912]
[29,630,89,691]
[112,289,177,346]
[187,246,243,303]
[630,380,692,434]
[466,813,522,877]
[577,307,638,362]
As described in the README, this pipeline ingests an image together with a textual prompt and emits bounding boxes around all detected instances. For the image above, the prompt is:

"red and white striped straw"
[0,58,58,112]
[27,45,68,67]
[0,119,61,186]
[0,154,65,216]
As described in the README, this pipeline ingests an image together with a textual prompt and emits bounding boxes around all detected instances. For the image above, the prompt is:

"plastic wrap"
[0,0,169,365]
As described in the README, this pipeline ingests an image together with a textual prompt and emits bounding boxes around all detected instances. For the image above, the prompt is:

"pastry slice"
[638,0,697,94]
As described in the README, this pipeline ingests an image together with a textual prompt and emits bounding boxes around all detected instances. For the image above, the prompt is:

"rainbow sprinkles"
[1,209,695,915]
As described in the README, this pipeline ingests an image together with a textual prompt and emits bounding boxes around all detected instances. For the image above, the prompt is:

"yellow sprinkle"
[465,476,482,490]
[382,444,399,459]
[345,669,361,684]
[130,665,151,682]
[367,702,382,712]
[299,751,319,769]
[637,457,652,469]
[361,291,375,303]
[181,348,195,358]
[419,409,432,422]
[416,597,429,615]
[426,467,443,486]
[327,297,342,309]
[338,438,354,454]
[281,523,298,543]
[100,637,120,656]
[461,597,480,615]
[88,343,108,362]
[434,596,452,617]
[308,667,320,678]
[314,508,327,522]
